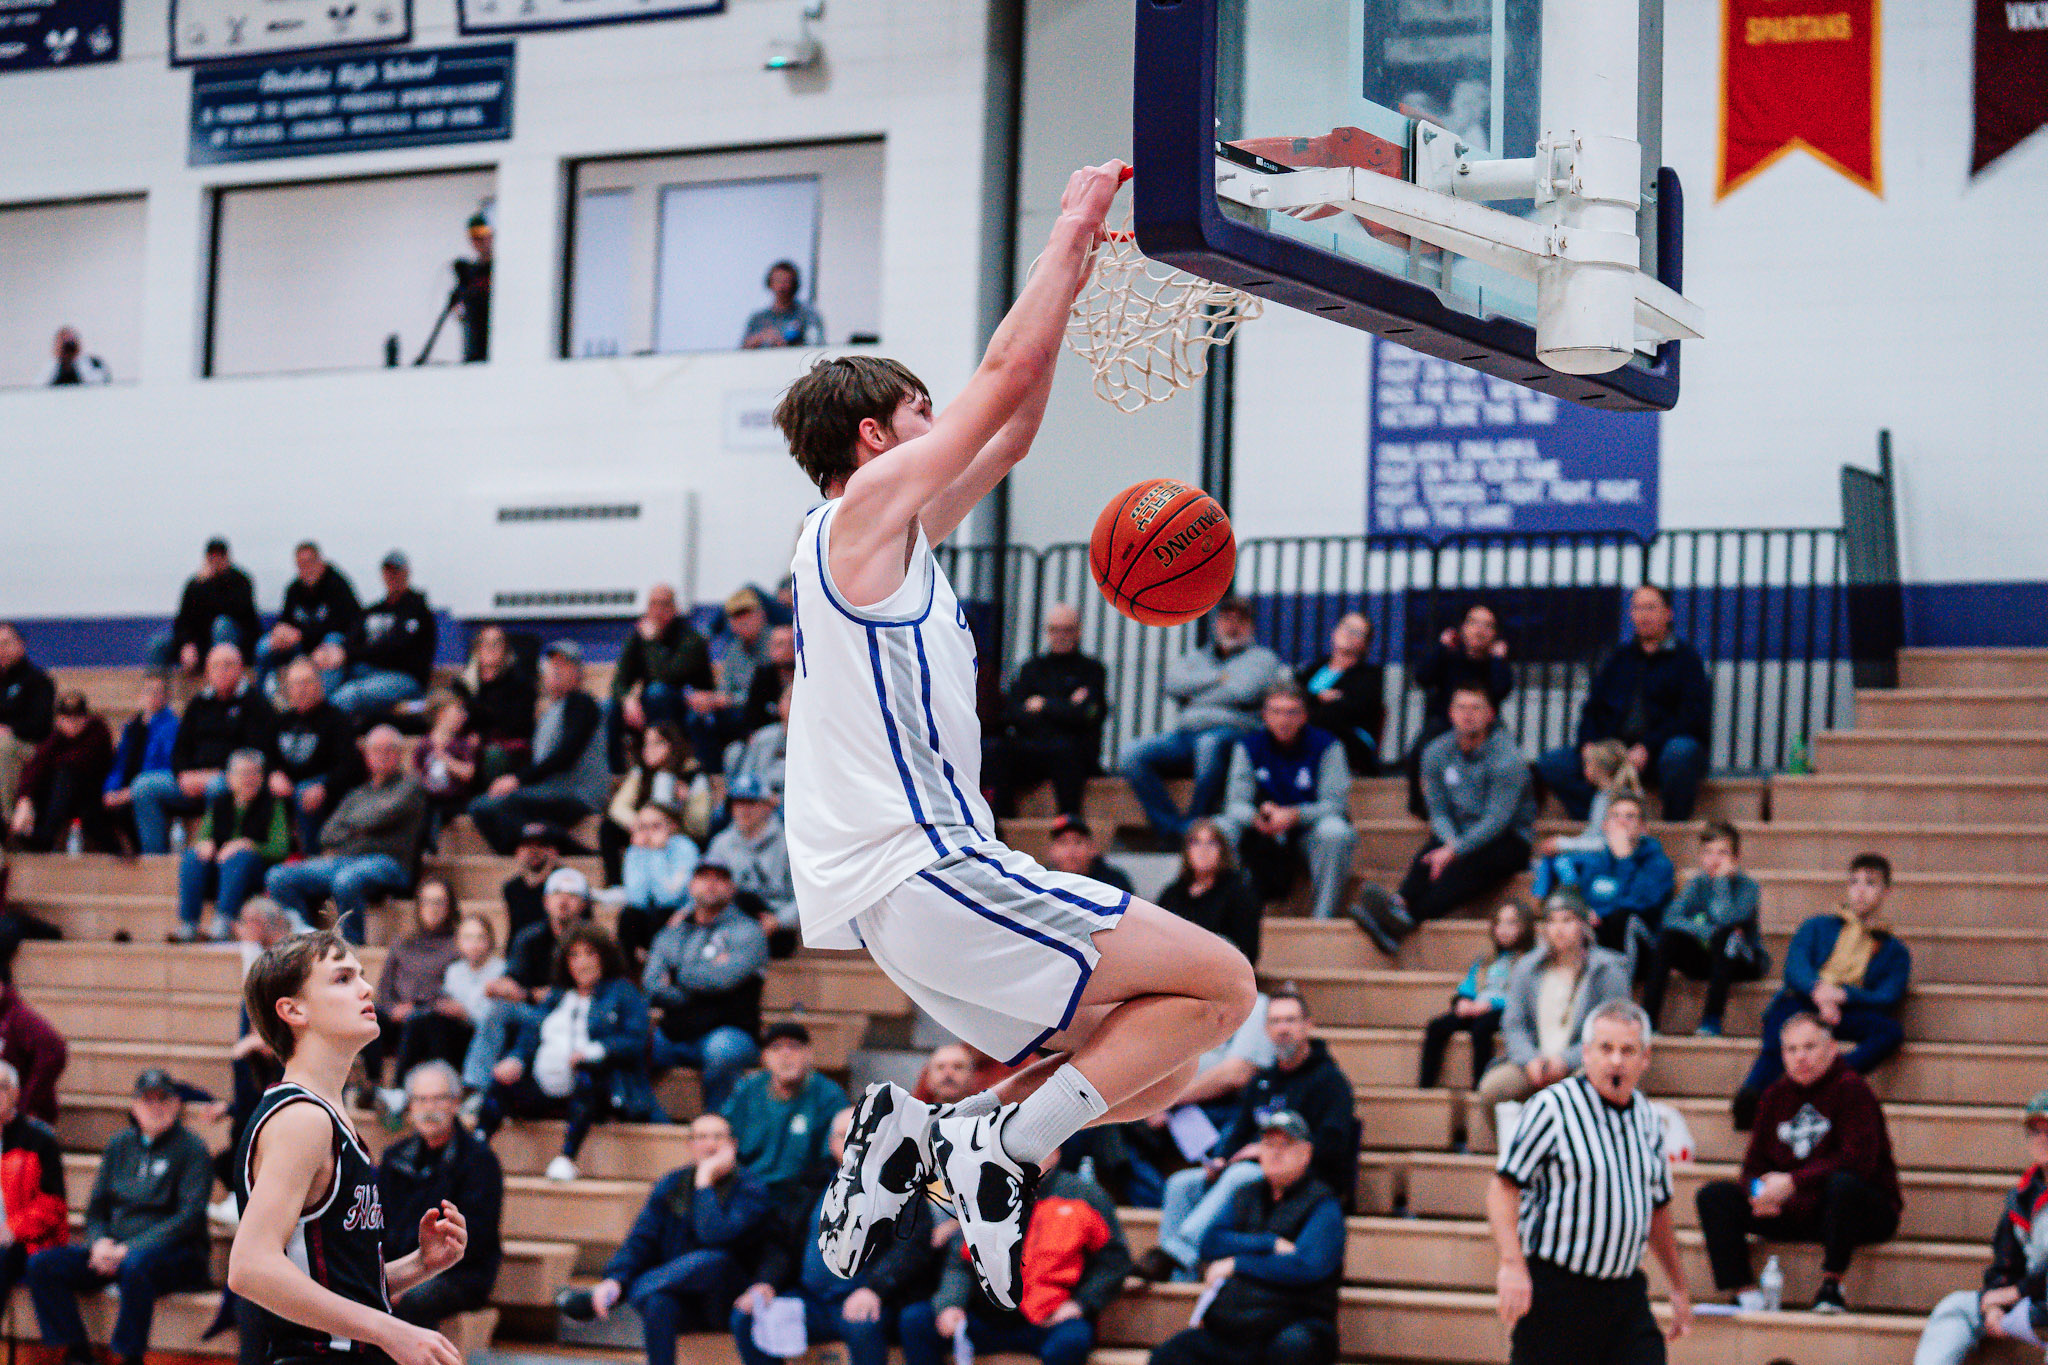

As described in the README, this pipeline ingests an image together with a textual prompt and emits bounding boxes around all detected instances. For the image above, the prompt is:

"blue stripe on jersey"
[965,848,1132,920]
[913,622,981,835]
[914,869,1095,1051]
[812,505,934,627]
[867,626,948,858]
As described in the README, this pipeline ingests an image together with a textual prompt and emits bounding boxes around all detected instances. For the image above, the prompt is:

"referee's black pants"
[1696,1171,1900,1287]
[1510,1260,1665,1365]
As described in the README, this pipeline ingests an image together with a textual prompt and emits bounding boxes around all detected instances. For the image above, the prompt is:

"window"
[0,195,146,389]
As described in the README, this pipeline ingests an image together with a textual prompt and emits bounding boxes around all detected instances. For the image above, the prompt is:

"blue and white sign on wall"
[1367,340,1660,542]
[0,0,118,76]
[189,43,513,164]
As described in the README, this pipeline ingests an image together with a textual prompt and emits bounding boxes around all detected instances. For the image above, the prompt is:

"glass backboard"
[1133,0,1684,410]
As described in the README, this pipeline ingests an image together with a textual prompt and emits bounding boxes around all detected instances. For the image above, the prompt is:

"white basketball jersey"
[785,500,994,948]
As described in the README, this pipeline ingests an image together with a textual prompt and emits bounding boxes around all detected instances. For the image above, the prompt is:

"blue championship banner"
[190,43,513,164]
[0,0,117,75]
[457,0,719,37]
[1368,340,1660,542]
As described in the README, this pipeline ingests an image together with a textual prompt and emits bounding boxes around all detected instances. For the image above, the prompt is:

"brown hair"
[243,930,353,1061]
[773,356,931,495]
[1174,817,1240,888]
[1493,899,1538,954]
[411,876,460,939]
[455,910,498,952]
[553,923,629,990]
[1699,819,1741,854]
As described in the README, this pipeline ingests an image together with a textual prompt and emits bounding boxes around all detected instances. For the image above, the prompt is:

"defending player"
[227,930,470,1365]
[779,160,1258,1310]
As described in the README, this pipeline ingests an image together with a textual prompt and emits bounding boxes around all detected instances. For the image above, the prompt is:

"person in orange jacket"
[0,1057,70,1299]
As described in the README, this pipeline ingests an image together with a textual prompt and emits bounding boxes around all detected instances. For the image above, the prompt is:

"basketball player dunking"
[781,160,1257,1309]
[227,931,471,1365]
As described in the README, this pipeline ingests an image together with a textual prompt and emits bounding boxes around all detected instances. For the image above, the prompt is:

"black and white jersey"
[1496,1074,1672,1279]
[233,1083,392,1362]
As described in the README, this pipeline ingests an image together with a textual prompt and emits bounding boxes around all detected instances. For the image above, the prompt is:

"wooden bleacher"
[6,646,2046,1364]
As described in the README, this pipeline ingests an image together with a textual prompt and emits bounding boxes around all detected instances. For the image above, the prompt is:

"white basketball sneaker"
[928,1105,1039,1312]
[817,1082,936,1278]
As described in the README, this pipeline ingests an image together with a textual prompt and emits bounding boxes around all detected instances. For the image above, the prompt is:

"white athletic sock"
[1000,1064,1107,1168]
[948,1090,999,1119]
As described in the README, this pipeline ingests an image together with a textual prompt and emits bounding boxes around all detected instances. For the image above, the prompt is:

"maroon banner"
[1719,0,1882,197]
[1975,0,2048,174]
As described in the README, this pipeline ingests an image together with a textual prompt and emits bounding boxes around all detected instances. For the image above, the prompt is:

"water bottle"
[1758,1254,1783,1311]
[1787,740,1811,775]
[65,820,83,857]
[1076,1155,1098,1187]
[169,821,186,854]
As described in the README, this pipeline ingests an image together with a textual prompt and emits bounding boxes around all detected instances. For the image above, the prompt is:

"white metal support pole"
[1535,0,1644,373]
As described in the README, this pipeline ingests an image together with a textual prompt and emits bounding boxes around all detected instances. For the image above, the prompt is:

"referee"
[1488,999,1693,1364]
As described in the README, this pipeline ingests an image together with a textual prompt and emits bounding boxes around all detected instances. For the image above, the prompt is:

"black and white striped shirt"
[1496,1075,1672,1279]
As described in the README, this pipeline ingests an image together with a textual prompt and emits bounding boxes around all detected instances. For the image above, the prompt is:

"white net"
[1063,211,1262,413]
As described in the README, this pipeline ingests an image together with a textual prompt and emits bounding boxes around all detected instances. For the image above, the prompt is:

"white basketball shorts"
[852,839,1131,1066]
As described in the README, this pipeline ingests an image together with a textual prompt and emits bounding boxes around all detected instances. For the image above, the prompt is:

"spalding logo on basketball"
[1089,478,1237,626]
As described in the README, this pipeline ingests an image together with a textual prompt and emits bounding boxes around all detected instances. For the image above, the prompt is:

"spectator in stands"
[454,624,536,781]
[1157,819,1262,966]
[1473,890,1632,1146]
[1419,901,1536,1090]
[0,1059,67,1306]
[0,979,64,1125]
[154,539,261,673]
[1406,603,1513,815]
[463,866,590,1096]
[0,624,56,822]
[1217,681,1356,923]
[643,860,766,1111]
[724,1021,850,1198]
[739,625,797,735]
[620,802,702,960]
[1640,821,1767,1035]
[131,644,276,855]
[1297,611,1384,776]
[984,604,1109,817]
[500,821,565,943]
[365,879,464,1115]
[1122,597,1283,839]
[1915,1090,2048,1364]
[1044,815,1134,896]
[697,588,771,766]
[1531,793,1675,961]
[379,1060,504,1327]
[1145,1110,1343,1365]
[257,542,360,692]
[1537,584,1712,821]
[46,327,110,385]
[263,726,425,943]
[1135,990,1354,1284]
[101,675,176,853]
[706,774,796,953]
[329,551,438,725]
[558,1111,771,1362]
[268,659,359,853]
[724,684,789,798]
[10,690,113,851]
[476,923,658,1181]
[25,1068,211,1365]
[608,583,715,766]
[434,911,505,1068]
[1353,685,1535,955]
[457,212,492,363]
[411,696,477,847]
[1697,1013,1901,1313]
[173,749,287,943]
[901,1150,1127,1365]
[603,725,709,885]
[1732,853,1909,1130]
[468,641,608,854]
[732,1107,935,1365]
[742,261,826,348]
[1531,740,1641,861]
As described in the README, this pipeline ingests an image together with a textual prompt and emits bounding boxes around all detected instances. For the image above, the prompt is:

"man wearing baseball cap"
[1916,1091,2048,1362]
[723,1022,849,1200]
[704,772,798,954]
[330,551,437,725]
[1145,1109,1344,1365]
[1042,815,1134,895]
[463,866,591,1096]
[468,640,608,854]
[643,860,766,1111]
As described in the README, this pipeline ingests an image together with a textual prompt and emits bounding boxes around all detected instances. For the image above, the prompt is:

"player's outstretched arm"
[228,1105,461,1365]
[917,358,1055,545]
[833,161,1126,565]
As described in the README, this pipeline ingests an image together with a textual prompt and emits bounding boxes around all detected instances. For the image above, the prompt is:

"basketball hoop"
[1064,208,1261,414]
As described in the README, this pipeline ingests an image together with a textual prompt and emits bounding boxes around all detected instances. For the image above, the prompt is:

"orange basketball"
[1089,478,1237,626]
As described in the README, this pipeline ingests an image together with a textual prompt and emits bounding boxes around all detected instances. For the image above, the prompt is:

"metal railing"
[943,505,1899,777]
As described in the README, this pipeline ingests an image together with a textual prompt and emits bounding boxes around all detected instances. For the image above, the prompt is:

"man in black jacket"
[155,539,262,674]
[607,583,715,767]
[129,645,276,854]
[469,642,608,855]
[381,1061,504,1326]
[1537,584,1713,821]
[1136,990,1357,1282]
[330,551,438,726]
[983,604,1109,816]
[257,542,360,690]
[268,659,360,852]
[0,624,56,819]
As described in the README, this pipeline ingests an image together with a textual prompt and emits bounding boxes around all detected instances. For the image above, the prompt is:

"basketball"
[1089,478,1236,626]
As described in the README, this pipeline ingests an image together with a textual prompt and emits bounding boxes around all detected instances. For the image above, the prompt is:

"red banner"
[1718,0,1882,197]
[1975,0,2048,175]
